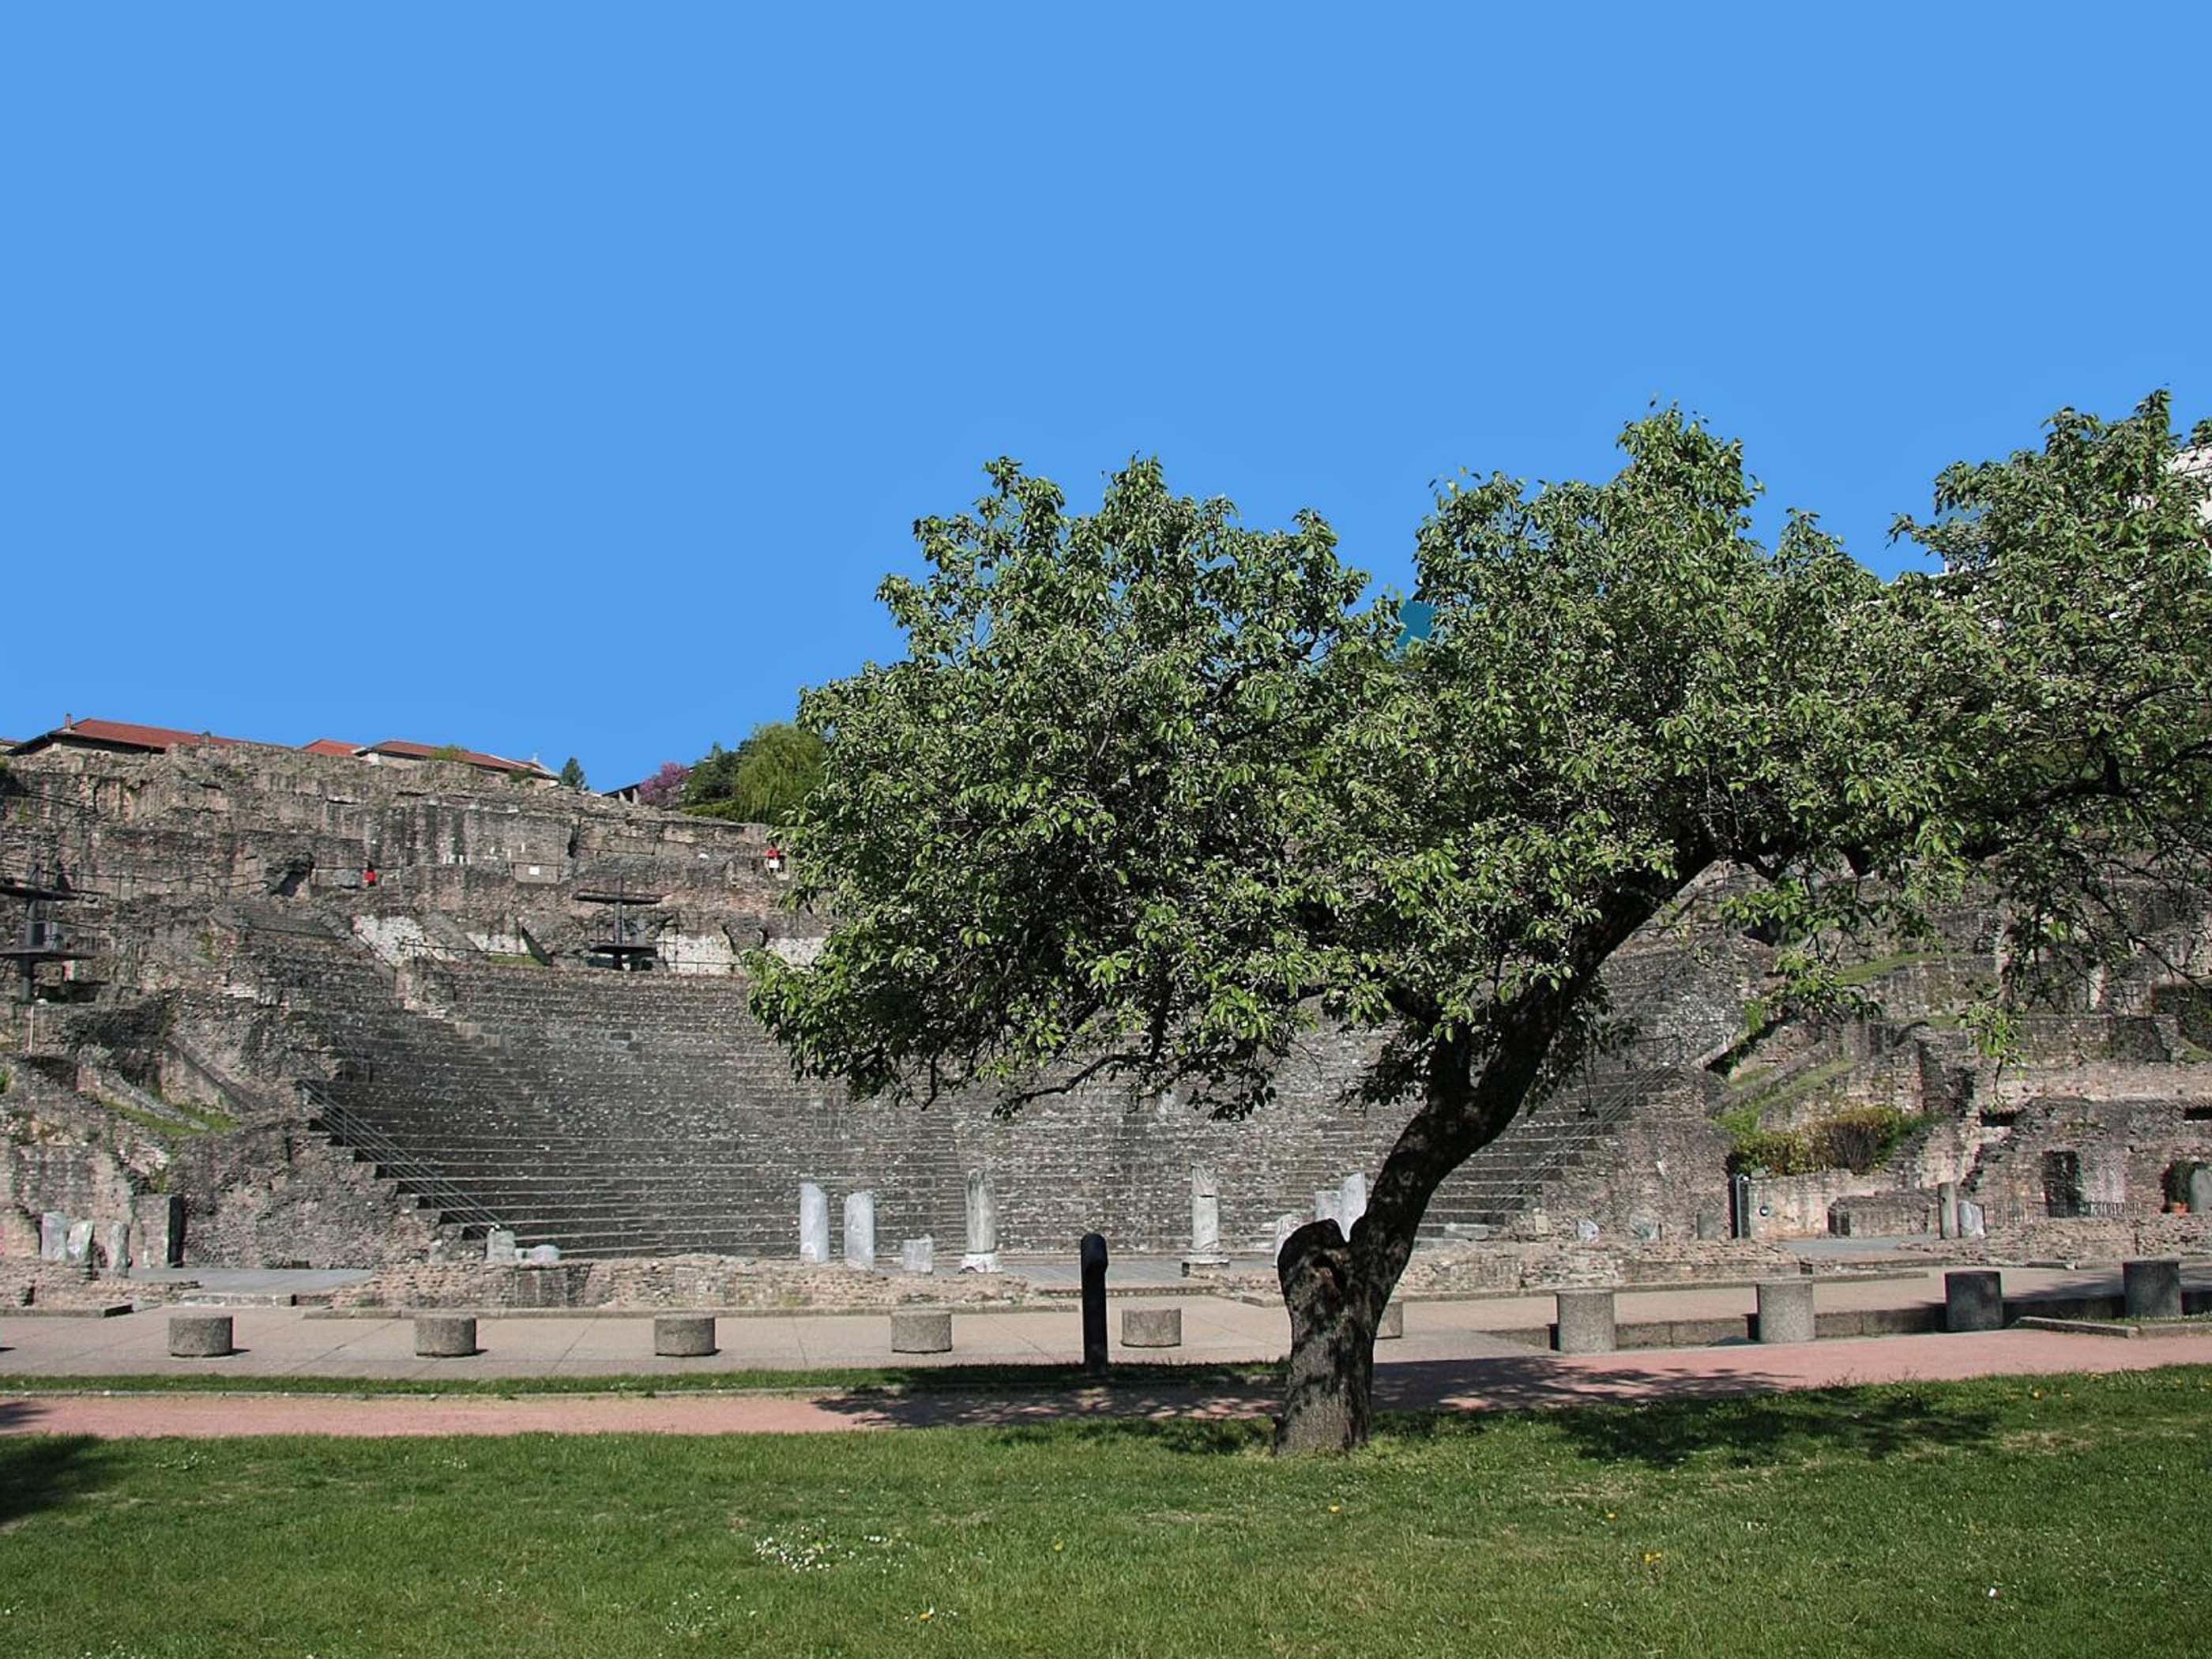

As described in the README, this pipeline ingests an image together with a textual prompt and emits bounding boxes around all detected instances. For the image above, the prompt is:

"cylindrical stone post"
[1938,1180,1960,1240]
[167,1313,234,1358]
[1081,1232,1109,1376]
[1554,1288,1617,1355]
[654,1315,717,1356]
[1376,1302,1405,1341]
[891,1309,953,1353]
[1755,1277,1817,1344]
[414,1315,479,1357]
[1944,1269,2005,1333]
[1120,1307,1183,1348]
[2123,1257,2184,1321]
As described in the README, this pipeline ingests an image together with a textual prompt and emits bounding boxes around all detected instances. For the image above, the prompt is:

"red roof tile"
[10,717,258,754]
[363,739,555,777]
[299,739,360,757]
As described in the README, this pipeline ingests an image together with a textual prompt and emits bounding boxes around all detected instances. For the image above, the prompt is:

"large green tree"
[750,399,2212,1451]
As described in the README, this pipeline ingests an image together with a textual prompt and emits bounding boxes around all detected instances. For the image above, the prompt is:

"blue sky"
[6,6,2207,786]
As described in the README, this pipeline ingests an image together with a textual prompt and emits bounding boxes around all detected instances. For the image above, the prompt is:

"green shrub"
[1811,1106,1913,1173]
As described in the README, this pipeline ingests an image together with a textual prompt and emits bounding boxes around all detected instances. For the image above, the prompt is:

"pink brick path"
[4,1326,2204,1439]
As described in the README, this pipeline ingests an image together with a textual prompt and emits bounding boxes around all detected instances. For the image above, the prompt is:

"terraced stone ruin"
[5,738,2210,1281]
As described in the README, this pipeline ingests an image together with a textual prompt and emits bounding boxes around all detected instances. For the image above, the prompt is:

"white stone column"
[798,1182,830,1264]
[843,1191,877,1270]
[961,1169,1001,1273]
[1338,1172,1369,1231]
[1183,1167,1230,1273]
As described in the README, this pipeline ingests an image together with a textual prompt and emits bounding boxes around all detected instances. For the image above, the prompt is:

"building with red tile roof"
[7,717,264,757]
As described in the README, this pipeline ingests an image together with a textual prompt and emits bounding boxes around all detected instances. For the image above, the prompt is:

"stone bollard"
[654,1315,717,1357]
[1120,1307,1183,1349]
[900,1236,935,1275]
[415,1315,479,1358]
[2123,1257,2184,1321]
[891,1310,953,1353]
[1944,1269,2005,1333]
[1376,1302,1405,1341]
[1755,1277,1817,1344]
[1553,1288,1617,1355]
[168,1313,234,1358]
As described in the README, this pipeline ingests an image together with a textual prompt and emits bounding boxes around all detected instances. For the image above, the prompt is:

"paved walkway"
[4,1261,2200,1382]
[3,1327,2205,1439]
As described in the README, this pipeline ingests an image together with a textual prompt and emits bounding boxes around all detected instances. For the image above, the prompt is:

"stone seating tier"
[254,933,1679,1258]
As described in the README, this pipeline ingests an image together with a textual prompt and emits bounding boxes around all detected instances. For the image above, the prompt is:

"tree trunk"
[1273,1218,1386,1454]
[1268,878,1701,1453]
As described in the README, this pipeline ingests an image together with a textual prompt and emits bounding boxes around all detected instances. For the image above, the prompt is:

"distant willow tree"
[749,398,2212,1453]
[683,723,826,826]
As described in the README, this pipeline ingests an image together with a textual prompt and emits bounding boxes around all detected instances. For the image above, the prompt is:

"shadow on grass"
[0,1405,109,1525]
[1540,1382,2005,1469]
[811,1352,2008,1470]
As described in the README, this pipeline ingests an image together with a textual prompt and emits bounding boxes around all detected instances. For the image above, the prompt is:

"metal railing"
[295,1078,505,1230]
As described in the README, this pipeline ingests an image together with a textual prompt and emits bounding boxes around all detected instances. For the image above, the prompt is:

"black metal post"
[1080,1231,1108,1376]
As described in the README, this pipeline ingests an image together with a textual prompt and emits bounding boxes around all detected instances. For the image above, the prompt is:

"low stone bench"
[654,1315,717,1357]
[1554,1288,1616,1355]
[2124,1257,2183,1320]
[414,1315,479,1358]
[1377,1302,1405,1341]
[890,1309,952,1354]
[1945,1269,2004,1333]
[168,1313,234,1358]
[1755,1277,1816,1344]
[1120,1307,1182,1349]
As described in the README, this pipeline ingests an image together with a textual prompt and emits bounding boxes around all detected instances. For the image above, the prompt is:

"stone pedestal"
[2124,1257,2184,1321]
[654,1315,717,1357]
[1755,1277,1817,1344]
[1554,1288,1617,1355]
[39,1212,69,1262]
[485,1228,519,1264]
[97,1221,131,1274]
[414,1315,479,1357]
[900,1236,935,1275]
[1944,1270,2005,1332]
[1312,1190,1341,1229]
[843,1191,877,1270]
[961,1170,1000,1273]
[1270,1213,1303,1262]
[1120,1307,1183,1349]
[891,1310,953,1353]
[1376,1302,1405,1341]
[168,1313,234,1358]
[2190,1166,2212,1217]
[798,1183,830,1265]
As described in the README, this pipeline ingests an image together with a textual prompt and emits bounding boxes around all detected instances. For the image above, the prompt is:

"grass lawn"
[3,1367,2208,1658]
